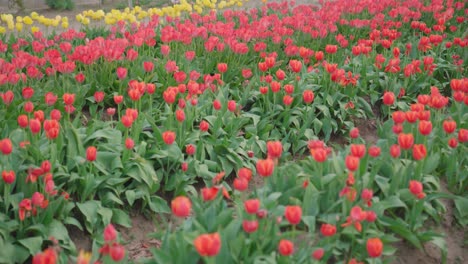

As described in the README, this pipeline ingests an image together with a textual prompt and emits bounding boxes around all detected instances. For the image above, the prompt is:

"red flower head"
[238,168,252,182]
[201,187,219,201]
[194,233,221,257]
[390,144,401,158]
[366,238,383,258]
[244,199,260,214]
[443,119,457,134]
[175,109,185,122]
[398,133,414,149]
[143,61,154,72]
[289,60,302,73]
[110,244,125,261]
[409,180,425,199]
[382,91,395,105]
[278,239,294,256]
[350,128,360,139]
[32,248,57,264]
[256,159,275,177]
[162,131,176,145]
[312,248,324,260]
[267,141,283,159]
[0,138,13,155]
[418,120,432,136]
[350,144,366,158]
[227,100,237,112]
[412,144,427,161]
[458,129,468,143]
[303,90,315,104]
[199,120,210,132]
[2,170,15,184]
[86,146,97,162]
[125,138,134,150]
[217,63,228,73]
[233,177,248,191]
[368,146,381,157]
[320,223,337,237]
[242,220,259,233]
[62,93,75,105]
[284,205,302,225]
[171,196,192,218]
[116,67,127,80]
[345,155,360,171]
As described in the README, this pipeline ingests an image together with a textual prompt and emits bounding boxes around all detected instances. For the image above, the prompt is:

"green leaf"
[111,209,132,228]
[149,196,170,214]
[18,236,43,255]
[423,153,440,174]
[373,196,407,216]
[125,190,136,206]
[98,207,113,226]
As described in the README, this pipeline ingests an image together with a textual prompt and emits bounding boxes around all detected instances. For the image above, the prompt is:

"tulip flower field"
[0,0,467,263]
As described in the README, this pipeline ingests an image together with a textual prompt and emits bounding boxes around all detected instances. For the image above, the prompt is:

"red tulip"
[171,196,192,218]
[345,155,360,171]
[368,146,381,157]
[418,120,432,136]
[311,148,328,163]
[303,90,315,104]
[443,120,457,134]
[366,238,383,258]
[125,138,134,150]
[284,205,302,225]
[350,144,366,158]
[32,248,57,264]
[458,129,468,142]
[244,199,260,214]
[398,133,414,149]
[175,109,185,122]
[116,67,127,80]
[390,144,401,158]
[392,111,406,124]
[62,93,75,105]
[0,138,13,155]
[320,223,336,237]
[233,177,248,191]
[201,187,219,201]
[185,144,195,156]
[242,220,259,233]
[29,118,41,134]
[412,144,427,160]
[199,120,210,132]
[409,180,425,199]
[350,127,360,139]
[94,91,105,103]
[256,159,274,177]
[121,115,133,128]
[213,99,222,110]
[238,168,252,182]
[448,138,458,148]
[143,61,154,72]
[312,248,324,260]
[86,146,97,162]
[104,224,117,242]
[267,141,283,159]
[194,233,221,257]
[278,239,294,256]
[217,63,228,73]
[227,100,237,112]
[110,244,125,261]
[162,131,176,145]
[2,170,15,184]
[382,91,395,105]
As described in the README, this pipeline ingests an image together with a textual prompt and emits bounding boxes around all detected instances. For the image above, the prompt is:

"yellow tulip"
[16,22,23,32]
[61,21,69,28]
[0,27,6,34]
[23,16,33,25]
[31,26,40,33]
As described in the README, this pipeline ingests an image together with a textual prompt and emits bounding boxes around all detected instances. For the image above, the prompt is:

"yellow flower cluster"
[0,0,249,34]
[0,12,69,34]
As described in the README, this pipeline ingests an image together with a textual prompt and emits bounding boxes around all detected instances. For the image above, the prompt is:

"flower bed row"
[0,0,467,263]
